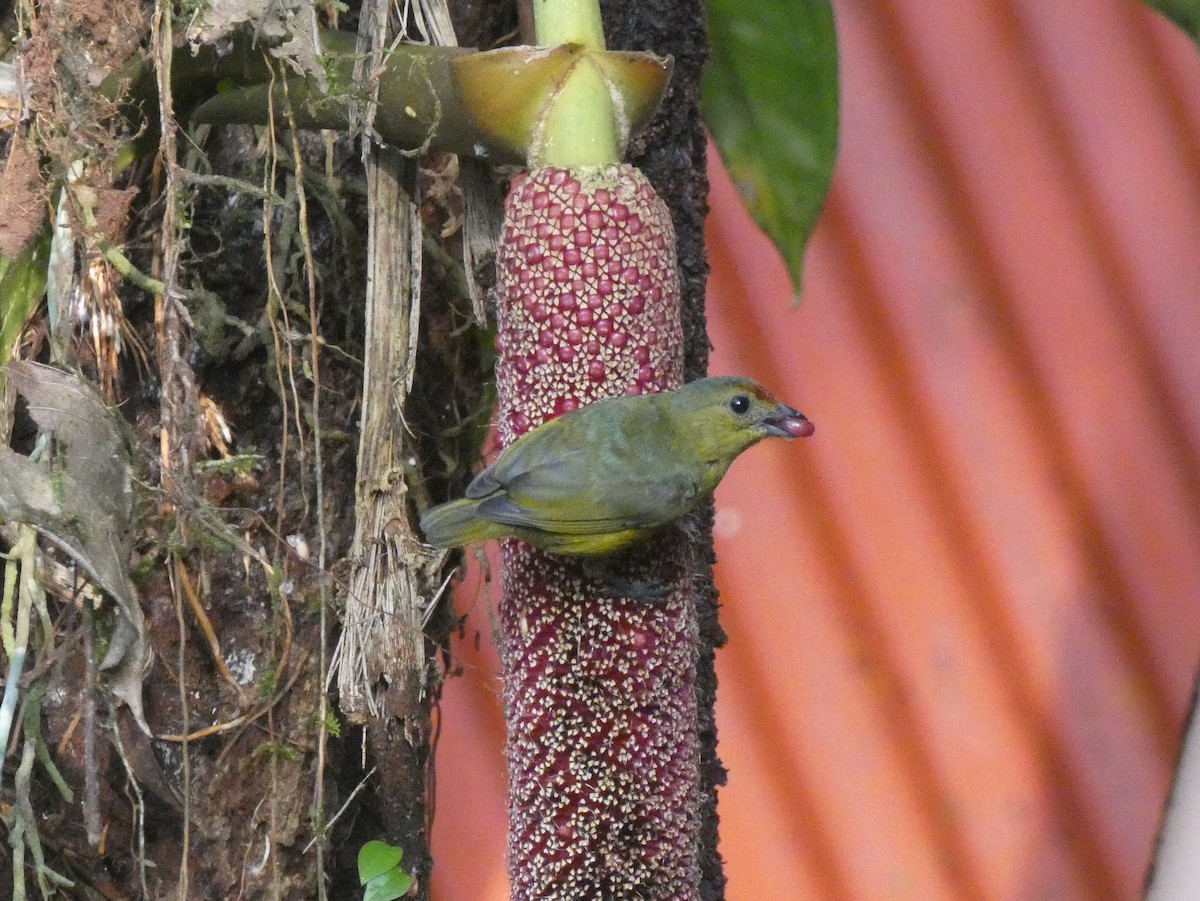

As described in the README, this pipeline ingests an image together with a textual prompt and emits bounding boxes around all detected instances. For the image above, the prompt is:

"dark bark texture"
[603,2,726,898]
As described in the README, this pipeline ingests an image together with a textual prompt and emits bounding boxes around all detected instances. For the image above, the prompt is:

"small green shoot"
[322,709,341,738]
[251,741,298,762]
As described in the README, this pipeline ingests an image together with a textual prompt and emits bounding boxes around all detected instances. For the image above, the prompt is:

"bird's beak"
[763,404,814,439]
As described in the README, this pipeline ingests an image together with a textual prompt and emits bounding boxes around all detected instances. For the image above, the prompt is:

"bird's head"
[674,376,814,465]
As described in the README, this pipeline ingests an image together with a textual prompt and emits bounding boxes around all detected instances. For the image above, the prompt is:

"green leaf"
[362,868,413,901]
[1142,0,1200,43]
[0,234,51,390]
[358,841,405,885]
[703,0,839,300]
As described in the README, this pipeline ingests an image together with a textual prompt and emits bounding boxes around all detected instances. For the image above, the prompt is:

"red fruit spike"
[491,164,691,896]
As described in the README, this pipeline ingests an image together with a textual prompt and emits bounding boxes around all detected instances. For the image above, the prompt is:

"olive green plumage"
[420,376,813,556]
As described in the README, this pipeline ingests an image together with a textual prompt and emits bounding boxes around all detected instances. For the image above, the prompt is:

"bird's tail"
[419,498,494,549]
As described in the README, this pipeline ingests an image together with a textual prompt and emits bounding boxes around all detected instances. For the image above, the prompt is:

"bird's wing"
[465,397,699,536]
[477,444,697,536]
[478,467,698,536]
[464,419,578,500]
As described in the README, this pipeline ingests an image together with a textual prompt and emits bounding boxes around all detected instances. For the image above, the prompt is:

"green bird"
[420,376,813,556]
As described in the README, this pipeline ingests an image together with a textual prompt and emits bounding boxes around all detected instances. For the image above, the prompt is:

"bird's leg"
[584,563,672,603]
[579,541,676,604]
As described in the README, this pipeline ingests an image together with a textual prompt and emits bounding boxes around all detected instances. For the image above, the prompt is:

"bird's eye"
[729,394,751,415]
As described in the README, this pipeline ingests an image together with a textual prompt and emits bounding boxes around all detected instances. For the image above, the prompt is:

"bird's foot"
[581,560,673,604]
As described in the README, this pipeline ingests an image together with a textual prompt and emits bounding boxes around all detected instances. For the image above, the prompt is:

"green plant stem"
[539,56,620,167]
[529,0,620,167]
[533,0,606,49]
